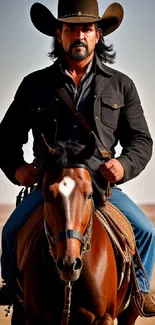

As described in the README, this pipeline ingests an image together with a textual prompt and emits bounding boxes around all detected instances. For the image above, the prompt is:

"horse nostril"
[74,258,82,271]
[57,258,65,271]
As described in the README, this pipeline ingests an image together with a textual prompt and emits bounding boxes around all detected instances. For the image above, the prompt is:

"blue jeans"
[1,187,155,292]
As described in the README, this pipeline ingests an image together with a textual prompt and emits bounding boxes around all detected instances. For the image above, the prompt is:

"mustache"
[70,40,88,50]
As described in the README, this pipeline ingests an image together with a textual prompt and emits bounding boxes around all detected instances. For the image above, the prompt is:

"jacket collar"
[95,54,113,76]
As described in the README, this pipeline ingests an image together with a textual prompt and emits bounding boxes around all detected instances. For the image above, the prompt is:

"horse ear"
[38,134,56,157]
[76,132,97,161]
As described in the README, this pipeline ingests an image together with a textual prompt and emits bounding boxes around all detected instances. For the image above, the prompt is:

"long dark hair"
[48,24,116,64]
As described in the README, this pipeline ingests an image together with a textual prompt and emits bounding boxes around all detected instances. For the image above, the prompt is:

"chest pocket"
[100,96,124,128]
[29,97,58,123]
[30,105,50,129]
[30,105,50,114]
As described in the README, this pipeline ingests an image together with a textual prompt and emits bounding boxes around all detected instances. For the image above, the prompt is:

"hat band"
[58,13,99,19]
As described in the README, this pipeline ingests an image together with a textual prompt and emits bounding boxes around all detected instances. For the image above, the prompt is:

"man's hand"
[100,158,124,183]
[15,163,39,187]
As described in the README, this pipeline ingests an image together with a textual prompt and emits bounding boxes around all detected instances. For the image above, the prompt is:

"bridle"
[43,163,94,258]
[44,193,94,259]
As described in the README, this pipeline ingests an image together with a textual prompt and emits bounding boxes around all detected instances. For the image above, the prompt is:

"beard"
[68,40,89,61]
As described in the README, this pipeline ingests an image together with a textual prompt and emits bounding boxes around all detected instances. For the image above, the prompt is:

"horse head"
[39,133,99,282]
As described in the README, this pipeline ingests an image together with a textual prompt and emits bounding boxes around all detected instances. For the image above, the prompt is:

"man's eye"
[84,28,92,33]
[67,27,75,32]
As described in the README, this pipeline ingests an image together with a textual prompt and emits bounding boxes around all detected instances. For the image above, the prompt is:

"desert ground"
[0,204,155,325]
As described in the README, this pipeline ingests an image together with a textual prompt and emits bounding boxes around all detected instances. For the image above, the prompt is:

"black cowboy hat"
[30,0,124,37]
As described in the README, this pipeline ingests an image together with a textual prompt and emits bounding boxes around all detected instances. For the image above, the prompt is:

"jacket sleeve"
[116,79,153,184]
[0,77,32,184]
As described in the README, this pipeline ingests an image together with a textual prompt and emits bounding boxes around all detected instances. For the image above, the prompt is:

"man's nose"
[74,29,84,39]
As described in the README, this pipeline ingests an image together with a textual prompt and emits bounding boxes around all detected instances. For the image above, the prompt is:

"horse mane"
[40,140,105,208]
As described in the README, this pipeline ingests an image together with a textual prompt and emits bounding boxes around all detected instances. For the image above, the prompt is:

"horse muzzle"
[56,256,83,281]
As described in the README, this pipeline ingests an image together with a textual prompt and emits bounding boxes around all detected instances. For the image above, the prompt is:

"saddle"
[95,201,136,292]
[97,201,135,262]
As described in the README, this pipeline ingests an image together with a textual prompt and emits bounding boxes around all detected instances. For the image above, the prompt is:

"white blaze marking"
[59,177,75,222]
[59,176,75,197]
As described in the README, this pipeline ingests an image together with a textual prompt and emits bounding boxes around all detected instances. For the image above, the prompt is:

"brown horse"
[11,133,139,325]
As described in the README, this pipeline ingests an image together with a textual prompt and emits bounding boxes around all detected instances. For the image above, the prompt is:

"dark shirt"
[55,58,96,144]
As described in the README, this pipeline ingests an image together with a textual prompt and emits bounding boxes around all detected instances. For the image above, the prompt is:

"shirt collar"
[59,57,93,77]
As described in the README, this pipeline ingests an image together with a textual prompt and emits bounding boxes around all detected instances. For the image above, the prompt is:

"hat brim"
[30,2,124,37]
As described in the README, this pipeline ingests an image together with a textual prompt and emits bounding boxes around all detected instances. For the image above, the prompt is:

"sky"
[0,0,155,204]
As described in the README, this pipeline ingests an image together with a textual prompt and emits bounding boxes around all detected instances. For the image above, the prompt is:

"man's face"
[56,23,101,61]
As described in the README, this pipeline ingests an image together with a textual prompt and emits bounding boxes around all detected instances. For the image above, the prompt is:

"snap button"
[113,104,118,109]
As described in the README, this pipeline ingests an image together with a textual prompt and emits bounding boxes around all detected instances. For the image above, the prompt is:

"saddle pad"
[16,204,44,271]
[97,200,135,255]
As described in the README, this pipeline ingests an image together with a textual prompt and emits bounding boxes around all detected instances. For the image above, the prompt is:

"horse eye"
[86,192,93,200]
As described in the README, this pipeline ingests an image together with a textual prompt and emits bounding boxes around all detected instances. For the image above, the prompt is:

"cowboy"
[0,0,155,316]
